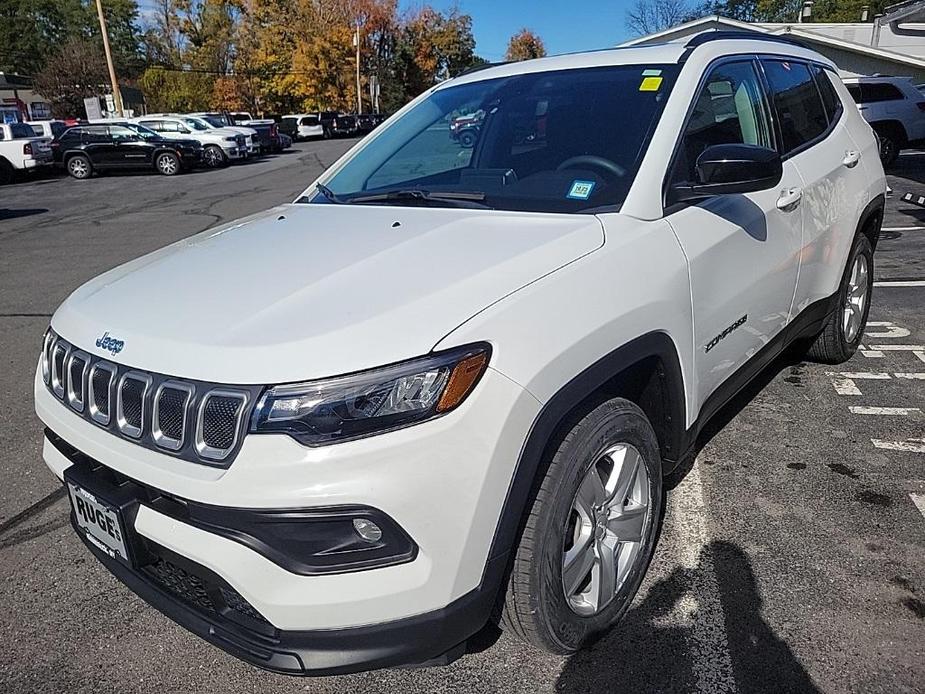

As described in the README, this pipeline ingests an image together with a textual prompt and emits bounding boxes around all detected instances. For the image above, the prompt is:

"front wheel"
[501,397,663,654]
[874,126,902,167]
[806,233,874,364]
[66,154,92,179]
[155,151,181,176]
[203,145,227,168]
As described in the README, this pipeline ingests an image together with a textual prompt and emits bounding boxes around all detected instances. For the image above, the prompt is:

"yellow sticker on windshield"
[639,76,663,92]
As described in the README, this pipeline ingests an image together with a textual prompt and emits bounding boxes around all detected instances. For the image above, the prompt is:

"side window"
[861,83,904,103]
[762,60,828,154]
[82,127,109,144]
[812,65,843,124]
[139,120,162,131]
[673,60,772,184]
[108,125,136,140]
[846,84,862,103]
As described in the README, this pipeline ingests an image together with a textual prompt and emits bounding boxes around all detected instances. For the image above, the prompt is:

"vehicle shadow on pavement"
[0,207,49,221]
[555,540,820,694]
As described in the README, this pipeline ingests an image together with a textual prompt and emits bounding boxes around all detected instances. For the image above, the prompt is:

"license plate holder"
[67,479,132,566]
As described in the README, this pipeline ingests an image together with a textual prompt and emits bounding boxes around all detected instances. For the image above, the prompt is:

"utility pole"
[95,0,123,116]
[355,19,362,114]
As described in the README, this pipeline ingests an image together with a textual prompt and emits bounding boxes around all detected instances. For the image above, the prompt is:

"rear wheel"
[459,130,477,148]
[501,397,663,653]
[155,151,181,176]
[806,233,874,364]
[203,145,227,168]
[66,154,92,179]
[0,158,13,185]
[874,124,903,167]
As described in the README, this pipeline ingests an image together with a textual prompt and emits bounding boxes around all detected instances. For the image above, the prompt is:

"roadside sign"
[84,97,102,120]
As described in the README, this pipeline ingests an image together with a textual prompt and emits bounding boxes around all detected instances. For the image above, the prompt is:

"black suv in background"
[52,124,203,179]
[319,112,358,138]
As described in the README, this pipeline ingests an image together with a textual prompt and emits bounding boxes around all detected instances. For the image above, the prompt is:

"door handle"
[776,187,802,211]
[843,150,861,168]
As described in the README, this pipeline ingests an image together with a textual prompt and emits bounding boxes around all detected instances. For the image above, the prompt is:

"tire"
[66,154,92,180]
[459,130,476,148]
[874,125,903,167]
[805,233,874,364]
[501,397,663,654]
[203,145,227,168]
[155,151,181,176]
[0,158,13,185]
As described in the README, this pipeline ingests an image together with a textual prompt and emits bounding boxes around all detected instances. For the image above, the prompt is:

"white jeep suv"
[131,115,247,167]
[36,35,884,676]
[843,75,925,166]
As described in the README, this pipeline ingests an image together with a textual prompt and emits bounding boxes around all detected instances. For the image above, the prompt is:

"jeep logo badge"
[95,332,125,356]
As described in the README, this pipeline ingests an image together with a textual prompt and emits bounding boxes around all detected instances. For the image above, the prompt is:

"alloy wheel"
[204,147,223,168]
[157,154,178,175]
[843,253,869,343]
[69,158,89,178]
[562,443,651,616]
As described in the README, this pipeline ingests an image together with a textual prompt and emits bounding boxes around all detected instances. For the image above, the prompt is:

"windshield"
[313,64,676,213]
[181,117,210,131]
[202,115,229,127]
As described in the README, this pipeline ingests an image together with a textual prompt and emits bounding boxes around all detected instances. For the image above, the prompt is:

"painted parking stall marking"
[849,406,921,416]
[871,439,925,453]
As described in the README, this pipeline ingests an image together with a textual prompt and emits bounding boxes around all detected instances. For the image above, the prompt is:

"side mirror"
[670,144,782,203]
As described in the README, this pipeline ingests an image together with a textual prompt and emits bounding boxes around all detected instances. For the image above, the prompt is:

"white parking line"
[872,439,925,453]
[895,373,925,380]
[670,462,736,693]
[910,493,925,521]
[867,345,925,351]
[881,226,925,232]
[865,325,911,338]
[826,372,890,396]
[915,352,925,364]
[873,281,925,287]
[849,406,921,416]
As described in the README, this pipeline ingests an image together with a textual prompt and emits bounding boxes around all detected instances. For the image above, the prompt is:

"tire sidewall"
[838,234,874,352]
[204,145,225,168]
[532,401,663,652]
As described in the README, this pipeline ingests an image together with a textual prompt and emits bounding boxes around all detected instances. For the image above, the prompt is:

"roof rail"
[457,61,509,78]
[685,30,807,49]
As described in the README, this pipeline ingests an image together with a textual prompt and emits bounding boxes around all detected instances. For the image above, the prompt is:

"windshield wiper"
[315,182,343,204]
[348,189,489,208]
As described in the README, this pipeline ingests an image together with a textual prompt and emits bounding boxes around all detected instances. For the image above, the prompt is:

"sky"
[398,1,639,61]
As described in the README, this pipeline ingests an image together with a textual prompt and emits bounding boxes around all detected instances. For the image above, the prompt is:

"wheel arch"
[486,331,686,566]
[870,119,908,144]
[857,193,885,251]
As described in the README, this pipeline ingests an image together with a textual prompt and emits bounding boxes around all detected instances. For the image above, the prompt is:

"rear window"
[9,123,35,139]
[762,60,828,154]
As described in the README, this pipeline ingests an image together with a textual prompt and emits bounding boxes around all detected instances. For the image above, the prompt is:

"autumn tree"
[504,28,546,62]
[33,38,110,118]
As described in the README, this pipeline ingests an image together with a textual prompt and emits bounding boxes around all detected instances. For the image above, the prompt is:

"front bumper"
[35,363,541,671]
[220,144,245,159]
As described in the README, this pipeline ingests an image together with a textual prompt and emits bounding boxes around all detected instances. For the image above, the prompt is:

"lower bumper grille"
[143,556,270,627]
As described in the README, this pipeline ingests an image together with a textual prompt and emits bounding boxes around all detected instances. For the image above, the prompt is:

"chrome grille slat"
[66,350,90,412]
[43,330,256,467]
[196,390,248,461]
[153,382,193,451]
[89,362,116,425]
[51,340,70,398]
[117,371,151,439]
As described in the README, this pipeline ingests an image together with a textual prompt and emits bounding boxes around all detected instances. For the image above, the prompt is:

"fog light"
[353,518,383,543]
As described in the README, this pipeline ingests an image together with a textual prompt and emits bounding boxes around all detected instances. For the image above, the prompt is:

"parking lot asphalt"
[1,142,923,694]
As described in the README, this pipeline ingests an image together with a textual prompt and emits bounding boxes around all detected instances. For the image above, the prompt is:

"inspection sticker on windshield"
[639,76,663,91]
[567,180,596,200]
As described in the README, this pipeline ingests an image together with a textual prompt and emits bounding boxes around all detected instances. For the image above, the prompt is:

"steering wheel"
[556,155,625,179]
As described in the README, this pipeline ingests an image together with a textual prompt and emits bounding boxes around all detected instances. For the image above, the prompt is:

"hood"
[205,126,242,138]
[52,204,604,384]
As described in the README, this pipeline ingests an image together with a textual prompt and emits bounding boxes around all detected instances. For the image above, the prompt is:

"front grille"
[43,330,257,467]
[144,556,270,626]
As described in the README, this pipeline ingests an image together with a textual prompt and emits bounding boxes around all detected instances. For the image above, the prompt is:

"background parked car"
[52,123,202,179]
[0,121,53,184]
[26,120,69,140]
[280,113,324,140]
[843,75,925,166]
[449,109,485,148]
[131,115,246,167]
[186,113,260,155]
[318,111,358,138]
[228,115,282,153]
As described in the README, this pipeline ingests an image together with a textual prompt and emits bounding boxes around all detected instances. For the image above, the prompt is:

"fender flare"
[485,331,687,566]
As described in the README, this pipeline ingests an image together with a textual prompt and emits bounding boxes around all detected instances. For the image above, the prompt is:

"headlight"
[223,136,237,142]
[250,344,490,445]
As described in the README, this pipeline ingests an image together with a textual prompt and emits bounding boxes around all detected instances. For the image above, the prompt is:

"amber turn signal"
[436,352,489,412]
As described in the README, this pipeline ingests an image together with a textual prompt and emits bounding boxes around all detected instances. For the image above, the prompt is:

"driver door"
[665,59,803,414]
